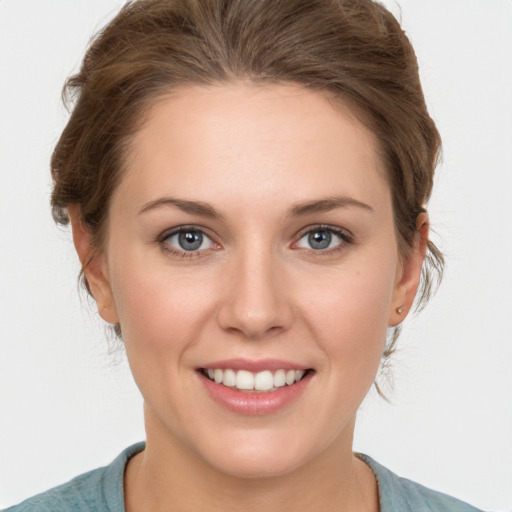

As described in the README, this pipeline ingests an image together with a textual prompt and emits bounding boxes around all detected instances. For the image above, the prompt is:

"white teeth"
[203,368,309,391]
[223,369,236,387]
[273,369,286,387]
[236,370,254,390]
[254,370,274,391]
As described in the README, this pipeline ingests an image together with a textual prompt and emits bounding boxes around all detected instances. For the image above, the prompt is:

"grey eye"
[166,229,212,252]
[308,230,332,250]
[296,228,345,251]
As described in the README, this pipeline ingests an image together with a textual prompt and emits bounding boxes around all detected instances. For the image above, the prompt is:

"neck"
[124,408,378,512]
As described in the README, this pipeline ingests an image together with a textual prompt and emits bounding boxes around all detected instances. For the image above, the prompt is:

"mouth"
[199,367,313,393]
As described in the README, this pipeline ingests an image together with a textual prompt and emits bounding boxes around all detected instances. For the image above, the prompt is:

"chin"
[207,447,305,479]
[189,425,326,480]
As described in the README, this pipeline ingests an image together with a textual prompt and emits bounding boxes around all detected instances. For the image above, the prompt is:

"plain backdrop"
[1,0,511,510]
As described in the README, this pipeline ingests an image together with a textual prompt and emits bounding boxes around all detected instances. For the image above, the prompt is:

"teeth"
[285,369,296,385]
[236,370,254,390]
[254,370,273,391]
[274,369,286,387]
[203,368,309,391]
[223,369,236,387]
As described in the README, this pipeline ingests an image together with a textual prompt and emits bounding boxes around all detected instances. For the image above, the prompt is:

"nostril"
[215,266,294,339]
[218,309,290,341]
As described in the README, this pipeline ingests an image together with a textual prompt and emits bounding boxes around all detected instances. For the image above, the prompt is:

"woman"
[2,0,499,510]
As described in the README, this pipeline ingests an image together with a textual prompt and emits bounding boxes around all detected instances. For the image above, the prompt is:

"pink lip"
[199,358,310,372]
[197,369,313,416]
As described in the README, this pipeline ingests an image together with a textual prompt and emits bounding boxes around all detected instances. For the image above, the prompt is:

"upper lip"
[198,358,311,373]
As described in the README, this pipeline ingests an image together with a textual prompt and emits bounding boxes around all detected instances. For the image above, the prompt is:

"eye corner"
[292,225,355,254]
[157,225,221,259]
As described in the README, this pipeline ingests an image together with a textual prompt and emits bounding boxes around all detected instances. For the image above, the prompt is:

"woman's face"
[85,83,421,477]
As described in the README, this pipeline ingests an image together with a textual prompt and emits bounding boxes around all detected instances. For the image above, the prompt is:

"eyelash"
[157,225,354,259]
[158,226,218,260]
[293,225,354,255]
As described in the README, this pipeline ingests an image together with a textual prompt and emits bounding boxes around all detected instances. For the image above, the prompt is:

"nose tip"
[222,306,287,340]
[216,259,293,341]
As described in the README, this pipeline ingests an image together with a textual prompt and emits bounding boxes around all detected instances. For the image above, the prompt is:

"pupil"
[309,230,331,250]
[179,230,202,251]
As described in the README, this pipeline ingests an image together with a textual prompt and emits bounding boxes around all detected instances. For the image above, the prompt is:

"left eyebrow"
[288,196,375,217]
[138,197,222,218]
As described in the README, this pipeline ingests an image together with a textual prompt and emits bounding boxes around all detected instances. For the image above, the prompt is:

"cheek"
[294,250,397,369]
[112,263,216,351]
[108,259,220,417]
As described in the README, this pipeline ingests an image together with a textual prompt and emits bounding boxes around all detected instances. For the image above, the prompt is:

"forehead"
[115,82,390,214]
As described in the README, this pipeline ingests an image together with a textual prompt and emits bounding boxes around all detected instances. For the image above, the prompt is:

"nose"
[216,247,294,341]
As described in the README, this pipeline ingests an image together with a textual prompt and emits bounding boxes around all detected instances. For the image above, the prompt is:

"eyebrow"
[289,196,374,217]
[138,195,374,219]
[138,197,221,218]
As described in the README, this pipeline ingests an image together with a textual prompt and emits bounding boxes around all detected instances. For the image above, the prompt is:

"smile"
[201,368,309,392]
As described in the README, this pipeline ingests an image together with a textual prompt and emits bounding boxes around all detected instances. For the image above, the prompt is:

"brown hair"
[51,0,444,367]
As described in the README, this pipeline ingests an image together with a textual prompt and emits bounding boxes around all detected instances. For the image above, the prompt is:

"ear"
[67,205,119,325]
[388,213,429,327]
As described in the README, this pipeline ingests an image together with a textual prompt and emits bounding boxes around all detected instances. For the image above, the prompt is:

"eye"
[295,227,351,251]
[162,228,214,253]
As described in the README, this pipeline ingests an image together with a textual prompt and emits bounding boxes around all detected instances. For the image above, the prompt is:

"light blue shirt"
[4,443,485,511]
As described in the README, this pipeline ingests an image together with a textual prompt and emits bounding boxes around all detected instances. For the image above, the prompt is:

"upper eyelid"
[156,224,353,249]
[293,224,354,241]
[289,227,354,256]
[157,227,219,258]
[158,225,216,242]
[157,227,220,257]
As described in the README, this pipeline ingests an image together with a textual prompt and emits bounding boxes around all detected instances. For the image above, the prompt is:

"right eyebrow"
[288,196,375,217]
[138,197,222,219]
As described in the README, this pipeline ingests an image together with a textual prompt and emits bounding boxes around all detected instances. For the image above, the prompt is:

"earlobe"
[388,213,429,327]
[67,205,119,325]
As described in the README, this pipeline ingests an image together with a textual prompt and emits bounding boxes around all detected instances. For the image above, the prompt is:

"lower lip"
[198,371,313,416]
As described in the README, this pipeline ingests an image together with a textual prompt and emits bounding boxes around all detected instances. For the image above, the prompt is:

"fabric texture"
[4,443,485,512]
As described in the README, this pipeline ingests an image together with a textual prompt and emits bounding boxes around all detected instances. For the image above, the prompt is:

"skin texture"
[70,82,427,512]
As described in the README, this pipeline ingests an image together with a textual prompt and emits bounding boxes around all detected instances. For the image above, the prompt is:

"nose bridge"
[217,240,292,340]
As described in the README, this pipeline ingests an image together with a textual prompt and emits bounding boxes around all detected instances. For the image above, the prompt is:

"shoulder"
[3,443,145,512]
[358,454,486,512]
[3,468,104,512]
